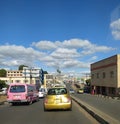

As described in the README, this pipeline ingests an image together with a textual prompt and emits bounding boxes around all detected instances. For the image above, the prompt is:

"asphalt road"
[0,99,99,124]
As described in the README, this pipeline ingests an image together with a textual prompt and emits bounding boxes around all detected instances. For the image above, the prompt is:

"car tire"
[27,100,32,105]
[12,102,16,106]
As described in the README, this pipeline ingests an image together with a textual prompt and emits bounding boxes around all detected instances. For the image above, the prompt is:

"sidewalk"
[71,84,120,124]
[71,95,120,124]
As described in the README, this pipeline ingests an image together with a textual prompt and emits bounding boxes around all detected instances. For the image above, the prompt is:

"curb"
[71,95,119,124]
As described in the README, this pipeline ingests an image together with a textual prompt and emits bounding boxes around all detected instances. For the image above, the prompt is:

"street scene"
[0,82,120,124]
[0,0,120,124]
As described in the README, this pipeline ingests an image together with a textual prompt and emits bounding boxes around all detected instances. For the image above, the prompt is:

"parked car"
[39,88,47,98]
[84,86,91,93]
[0,88,7,95]
[43,87,72,111]
[77,88,84,94]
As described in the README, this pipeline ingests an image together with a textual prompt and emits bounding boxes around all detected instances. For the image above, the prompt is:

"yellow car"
[77,88,84,94]
[43,87,72,111]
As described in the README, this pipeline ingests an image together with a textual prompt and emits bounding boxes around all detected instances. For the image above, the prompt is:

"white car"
[0,88,7,95]
[39,88,47,98]
[69,88,75,94]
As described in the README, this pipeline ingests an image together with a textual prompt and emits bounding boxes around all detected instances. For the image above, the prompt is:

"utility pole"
[25,69,26,83]
[30,68,32,84]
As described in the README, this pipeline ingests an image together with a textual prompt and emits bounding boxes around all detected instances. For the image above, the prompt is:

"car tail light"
[25,94,28,99]
[68,97,72,102]
[62,97,71,103]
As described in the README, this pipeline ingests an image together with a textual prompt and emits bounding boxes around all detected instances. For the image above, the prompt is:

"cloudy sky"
[0,0,120,74]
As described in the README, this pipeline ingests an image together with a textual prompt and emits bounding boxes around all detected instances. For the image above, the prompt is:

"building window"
[15,80,20,83]
[103,72,106,78]
[97,73,99,78]
[110,71,114,78]
[91,74,94,79]
[24,80,28,83]
[46,75,53,79]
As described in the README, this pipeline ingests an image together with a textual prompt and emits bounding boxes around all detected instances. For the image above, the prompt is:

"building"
[91,54,120,97]
[44,74,54,88]
[22,67,42,84]
[0,67,43,90]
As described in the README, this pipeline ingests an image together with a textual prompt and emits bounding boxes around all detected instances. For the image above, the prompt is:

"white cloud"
[51,48,80,59]
[62,60,90,69]
[0,38,116,72]
[89,56,98,61]
[0,45,45,67]
[63,39,91,48]
[32,40,57,50]
[110,18,120,40]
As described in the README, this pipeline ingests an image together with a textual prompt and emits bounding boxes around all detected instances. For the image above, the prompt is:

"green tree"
[85,79,91,86]
[57,68,61,74]
[0,69,7,77]
[18,65,28,70]
[0,80,7,89]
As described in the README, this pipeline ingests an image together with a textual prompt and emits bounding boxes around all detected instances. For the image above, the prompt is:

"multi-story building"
[0,67,43,90]
[7,70,23,77]
[44,74,54,88]
[91,54,120,97]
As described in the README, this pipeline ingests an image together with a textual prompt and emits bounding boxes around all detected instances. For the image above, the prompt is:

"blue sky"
[0,0,120,74]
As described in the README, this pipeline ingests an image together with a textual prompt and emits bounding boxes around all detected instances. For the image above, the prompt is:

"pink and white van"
[7,83,39,105]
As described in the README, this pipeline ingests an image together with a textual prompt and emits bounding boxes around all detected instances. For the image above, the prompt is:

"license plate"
[14,95,20,99]
[55,99,60,104]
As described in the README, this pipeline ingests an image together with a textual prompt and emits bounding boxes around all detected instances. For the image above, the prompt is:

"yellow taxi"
[77,88,84,94]
[43,87,72,111]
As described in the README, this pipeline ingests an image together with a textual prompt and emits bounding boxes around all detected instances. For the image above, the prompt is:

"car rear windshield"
[48,88,67,95]
[39,88,45,92]
[10,85,25,93]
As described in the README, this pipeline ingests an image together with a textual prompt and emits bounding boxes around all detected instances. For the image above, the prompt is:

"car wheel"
[12,102,16,106]
[27,100,32,105]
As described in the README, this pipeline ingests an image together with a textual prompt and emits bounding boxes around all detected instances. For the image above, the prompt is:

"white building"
[0,67,42,89]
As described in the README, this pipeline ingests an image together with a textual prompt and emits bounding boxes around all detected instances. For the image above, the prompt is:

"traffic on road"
[0,97,99,124]
[0,82,120,124]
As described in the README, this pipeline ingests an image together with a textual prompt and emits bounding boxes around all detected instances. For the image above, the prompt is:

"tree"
[85,79,91,86]
[18,65,28,70]
[57,68,61,74]
[0,80,7,89]
[0,69,7,77]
